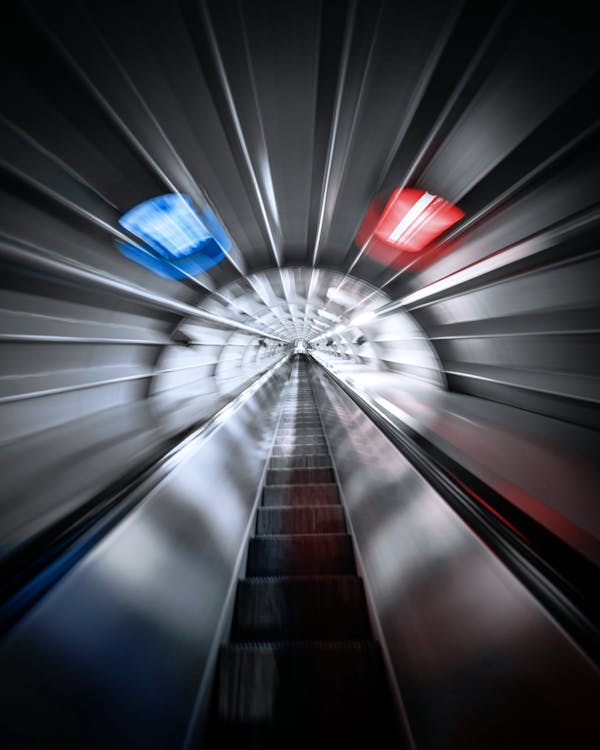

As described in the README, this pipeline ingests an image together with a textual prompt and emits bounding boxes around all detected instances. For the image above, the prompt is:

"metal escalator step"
[231,576,369,640]
[278,426,322,433]
[274,430,325,440]
[266,467,334,485]
[279,413,321,426]
[279,419,322,427]
[272,443,327,454]
[214,641,396,748]
[262,483,339,506]
[246,533,355,575]
[271,443,329,456]
[268,454,332,469]
[256,505,345,534]
[280,419,321,424]
[273,441,327,451]
[273,434,326,445]
[279,410,320,417]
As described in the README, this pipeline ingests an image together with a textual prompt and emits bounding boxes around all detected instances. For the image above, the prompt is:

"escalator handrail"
[0,354,291,636]
[311,356,600,668]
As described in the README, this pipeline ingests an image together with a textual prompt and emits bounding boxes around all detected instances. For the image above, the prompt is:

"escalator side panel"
[309,364,600,750]
[0,363,292,750]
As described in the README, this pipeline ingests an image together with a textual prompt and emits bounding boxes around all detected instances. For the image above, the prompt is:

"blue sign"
[117,194,230,279]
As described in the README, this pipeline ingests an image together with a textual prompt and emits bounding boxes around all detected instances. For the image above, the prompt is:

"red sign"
[372,188,464,252]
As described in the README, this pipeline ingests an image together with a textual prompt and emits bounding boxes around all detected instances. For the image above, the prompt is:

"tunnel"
[0,0,599,747]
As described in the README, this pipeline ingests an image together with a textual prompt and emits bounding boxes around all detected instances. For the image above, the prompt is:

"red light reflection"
[356,188,464,270]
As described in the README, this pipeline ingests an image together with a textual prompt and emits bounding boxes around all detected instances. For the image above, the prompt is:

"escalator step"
[271,444,330,456]
[214,641,396,748]
[279,412,320,417]
[246,534,355,575]
[274,432,325,442]
[277,420,323,435]
[256,505,345,534]
[266,467,334,485]
[272,443,328,454]
[273,435,326,445]
[273,443,328,453]
[231,576,370,640]
[262,483,339,506]
[269,454,332,469]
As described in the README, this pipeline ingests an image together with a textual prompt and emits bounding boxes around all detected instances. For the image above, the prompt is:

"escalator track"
[208,358,401,748]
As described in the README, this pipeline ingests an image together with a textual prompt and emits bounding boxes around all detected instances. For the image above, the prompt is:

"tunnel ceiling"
[1,0,600,620]
[1,0,599,427]
[202,268,389,341]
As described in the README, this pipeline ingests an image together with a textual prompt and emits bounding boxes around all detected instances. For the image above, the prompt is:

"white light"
[326,287,355,306]
[388,191,435,243]
[317,309,338,321]
[334,324,346,333]
[350,310,377,326]
[375,396,419,431]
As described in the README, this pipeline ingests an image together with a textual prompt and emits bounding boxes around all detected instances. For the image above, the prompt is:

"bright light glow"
[334,324,346,333]
[374,396,420,431]
[317,309,339,321]
[326,286,355,306]
[388,191,435,242]
[121,194,215,258]
[350,310,377,327]
[372,188,464,253]
[117,194,231,279]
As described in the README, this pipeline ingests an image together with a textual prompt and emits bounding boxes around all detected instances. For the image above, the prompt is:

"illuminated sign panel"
[117,194,230,279]
[373,188,464,252]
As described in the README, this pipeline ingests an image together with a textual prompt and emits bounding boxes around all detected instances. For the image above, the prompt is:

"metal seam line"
[311,0,357,267]
[199,0,282,269]
[0,236,286,340]
[22,0,250,285]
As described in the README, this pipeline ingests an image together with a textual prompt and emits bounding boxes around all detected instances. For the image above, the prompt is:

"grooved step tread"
[232,576,370,640]
[279,414,321,427]
[276,427,322,432]
[266,467,335,485]
[271,445,330,457]
[214,642,397,748]
[273,443,327,451]
[263,484,339,506]
[280,429,320,433]
[274,434,326,442]
[256,505,345,534]
[268,454,332,469]
[274,434,325,442]
[247,534,355,575]
[207,365,401,749]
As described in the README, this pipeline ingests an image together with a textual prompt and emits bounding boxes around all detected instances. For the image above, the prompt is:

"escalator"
[208,358,401,748]
[1,356,598,749]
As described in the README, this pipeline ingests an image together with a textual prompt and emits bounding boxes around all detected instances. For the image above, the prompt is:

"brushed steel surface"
[0,360,291,749]
[310,365,600,749]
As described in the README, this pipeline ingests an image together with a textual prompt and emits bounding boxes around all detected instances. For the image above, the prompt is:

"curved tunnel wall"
[0,0,599,619]
[0,236,286,554]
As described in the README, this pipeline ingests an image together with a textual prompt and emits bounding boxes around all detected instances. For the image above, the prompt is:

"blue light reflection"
[117,194,230,279]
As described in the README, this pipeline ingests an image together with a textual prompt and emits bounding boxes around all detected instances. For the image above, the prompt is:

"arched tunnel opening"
[0,0,599,748]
